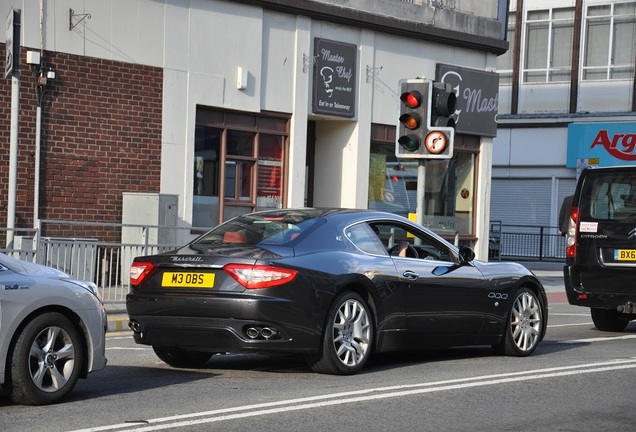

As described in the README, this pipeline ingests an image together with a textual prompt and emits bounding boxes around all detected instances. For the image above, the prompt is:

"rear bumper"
[126,293,323,354]
[128,314,319,354]
[564,265,636,309]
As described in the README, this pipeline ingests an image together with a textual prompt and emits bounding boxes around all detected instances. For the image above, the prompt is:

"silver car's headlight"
[68,279,103,302]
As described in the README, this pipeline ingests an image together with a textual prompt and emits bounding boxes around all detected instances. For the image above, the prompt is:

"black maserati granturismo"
[126,208,547,375]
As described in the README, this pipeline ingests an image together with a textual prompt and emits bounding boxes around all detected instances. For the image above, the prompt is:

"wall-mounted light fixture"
[237,67,248,90]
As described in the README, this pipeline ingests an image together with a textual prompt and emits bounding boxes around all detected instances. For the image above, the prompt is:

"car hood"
[0,253,69,278]
[17,259,70,278]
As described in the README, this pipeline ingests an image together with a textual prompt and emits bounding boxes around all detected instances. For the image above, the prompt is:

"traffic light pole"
[416,159,426,226]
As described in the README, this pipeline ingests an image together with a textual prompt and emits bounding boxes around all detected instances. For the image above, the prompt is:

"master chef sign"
[312,38,357,118]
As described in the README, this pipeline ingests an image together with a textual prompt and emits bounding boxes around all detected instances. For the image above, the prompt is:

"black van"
[564,165,636,331]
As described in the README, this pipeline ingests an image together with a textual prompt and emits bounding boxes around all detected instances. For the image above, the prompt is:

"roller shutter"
[491,179,552,227]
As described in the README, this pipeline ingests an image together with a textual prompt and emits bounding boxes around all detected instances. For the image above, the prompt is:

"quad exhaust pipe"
[617,301,635,314]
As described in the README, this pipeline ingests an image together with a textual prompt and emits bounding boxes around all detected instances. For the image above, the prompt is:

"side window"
[345,224,388,256]
[370,222,453,262]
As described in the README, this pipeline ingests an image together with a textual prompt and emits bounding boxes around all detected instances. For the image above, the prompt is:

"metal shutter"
[491,179,552,227]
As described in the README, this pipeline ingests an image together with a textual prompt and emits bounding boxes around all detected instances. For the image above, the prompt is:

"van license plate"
[162,272,215,288]
[614,249,636,261]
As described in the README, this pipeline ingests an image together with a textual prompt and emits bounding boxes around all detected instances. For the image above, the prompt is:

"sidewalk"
[105,302,129,333]
[104,260,567,333]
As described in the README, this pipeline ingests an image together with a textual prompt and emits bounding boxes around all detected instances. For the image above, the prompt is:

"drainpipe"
[33,0,44,234]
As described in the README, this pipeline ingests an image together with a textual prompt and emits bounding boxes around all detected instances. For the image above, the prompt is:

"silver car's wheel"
[6,312,83,405]
[307,291,373,375]
[495,287,544,356]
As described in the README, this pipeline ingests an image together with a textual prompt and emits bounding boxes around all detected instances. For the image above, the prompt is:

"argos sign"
[567,123,636,167]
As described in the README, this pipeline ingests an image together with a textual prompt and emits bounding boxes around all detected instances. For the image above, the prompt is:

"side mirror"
[459,245,475,263]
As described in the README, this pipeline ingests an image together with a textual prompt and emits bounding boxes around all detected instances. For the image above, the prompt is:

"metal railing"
[1,222,205,303]
[489,222,566,261]
[2,220,565,303]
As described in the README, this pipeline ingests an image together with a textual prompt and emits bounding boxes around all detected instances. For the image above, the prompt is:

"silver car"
[0,253,107,405]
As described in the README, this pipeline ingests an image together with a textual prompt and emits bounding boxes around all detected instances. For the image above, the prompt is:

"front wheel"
[5,312,83,405]
[495,287,544,356]
[591,308,629,332]
[152,346,212,368]
[307,291,373,375]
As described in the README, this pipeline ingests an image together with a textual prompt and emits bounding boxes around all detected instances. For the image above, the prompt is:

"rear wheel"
[495,287,544,356]
[152,346,213,368]
[591,308,629,332]
[307,291,373,375]
[6,312,83,405]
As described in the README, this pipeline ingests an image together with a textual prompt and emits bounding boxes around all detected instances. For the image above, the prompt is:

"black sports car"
[126,208,547,375]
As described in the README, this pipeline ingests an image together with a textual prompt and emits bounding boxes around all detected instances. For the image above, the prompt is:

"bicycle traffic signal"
[395,79,456,159]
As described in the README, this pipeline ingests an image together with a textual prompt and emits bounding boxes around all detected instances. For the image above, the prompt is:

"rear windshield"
[193,211,322,246]
[580,172,636,221]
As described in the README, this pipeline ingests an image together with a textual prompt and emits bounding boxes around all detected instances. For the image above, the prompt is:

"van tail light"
[224,264,298,289]
[565,206,579,258]
[130,261,157,286]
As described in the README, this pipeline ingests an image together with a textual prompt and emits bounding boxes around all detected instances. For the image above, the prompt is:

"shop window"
[368,125,477,239]
[257,135,285,210]
[193,126,221,227]
[194,109,289,227]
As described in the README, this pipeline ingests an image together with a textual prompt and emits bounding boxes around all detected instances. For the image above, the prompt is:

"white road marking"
[558,334,636,344]
[69,358,636,432]
[106,347,150,351]
[548,322,593,328]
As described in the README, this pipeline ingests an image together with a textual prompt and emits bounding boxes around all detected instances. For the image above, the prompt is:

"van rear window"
[580,173,636,221]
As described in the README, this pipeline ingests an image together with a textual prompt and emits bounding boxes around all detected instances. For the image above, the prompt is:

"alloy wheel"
[331,298,372,367]
[510,291,542,353]
[29,326,77,393]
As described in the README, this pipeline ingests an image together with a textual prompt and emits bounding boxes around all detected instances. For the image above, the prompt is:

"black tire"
[591,308,629,332]
[306,291,373,375]
[5,312,83,405]
[152,346,212,368]
[494,287,544,357]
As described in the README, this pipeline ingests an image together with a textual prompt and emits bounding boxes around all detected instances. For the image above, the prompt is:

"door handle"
[403,270,419,280]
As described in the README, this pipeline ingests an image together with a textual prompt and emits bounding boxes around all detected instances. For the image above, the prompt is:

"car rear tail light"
[130,261,157,286]
[565,206,579,258]
[224,264,298,289]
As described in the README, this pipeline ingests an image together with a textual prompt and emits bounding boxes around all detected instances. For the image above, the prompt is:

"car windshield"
[581,172,636,221]
[193,211,322,246]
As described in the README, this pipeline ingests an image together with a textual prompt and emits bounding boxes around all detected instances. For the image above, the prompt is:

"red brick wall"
[1,46,162,241]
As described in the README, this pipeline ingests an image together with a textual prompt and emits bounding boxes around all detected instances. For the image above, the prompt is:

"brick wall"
[1,45,162,241]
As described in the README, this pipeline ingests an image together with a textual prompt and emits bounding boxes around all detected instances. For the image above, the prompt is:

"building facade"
[2,0,508,258]
[493,0,636,235]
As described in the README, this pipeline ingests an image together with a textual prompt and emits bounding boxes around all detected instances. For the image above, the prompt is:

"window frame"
[582,1,636,81]
[522,7,575,84]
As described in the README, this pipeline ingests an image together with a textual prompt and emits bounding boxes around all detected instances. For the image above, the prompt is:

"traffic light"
[430,82,457,128]
[395,79,456,159]
[424,81,456,159]
[395,79,428,158]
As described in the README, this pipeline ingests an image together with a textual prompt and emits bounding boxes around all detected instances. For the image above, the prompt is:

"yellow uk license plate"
[614,249,636,261]
[161,272,215,288]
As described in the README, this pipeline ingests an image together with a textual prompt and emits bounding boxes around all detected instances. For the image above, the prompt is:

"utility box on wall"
[121,193,178,246]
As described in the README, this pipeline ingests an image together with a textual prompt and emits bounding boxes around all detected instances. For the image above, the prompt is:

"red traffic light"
[400,91,422,109]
